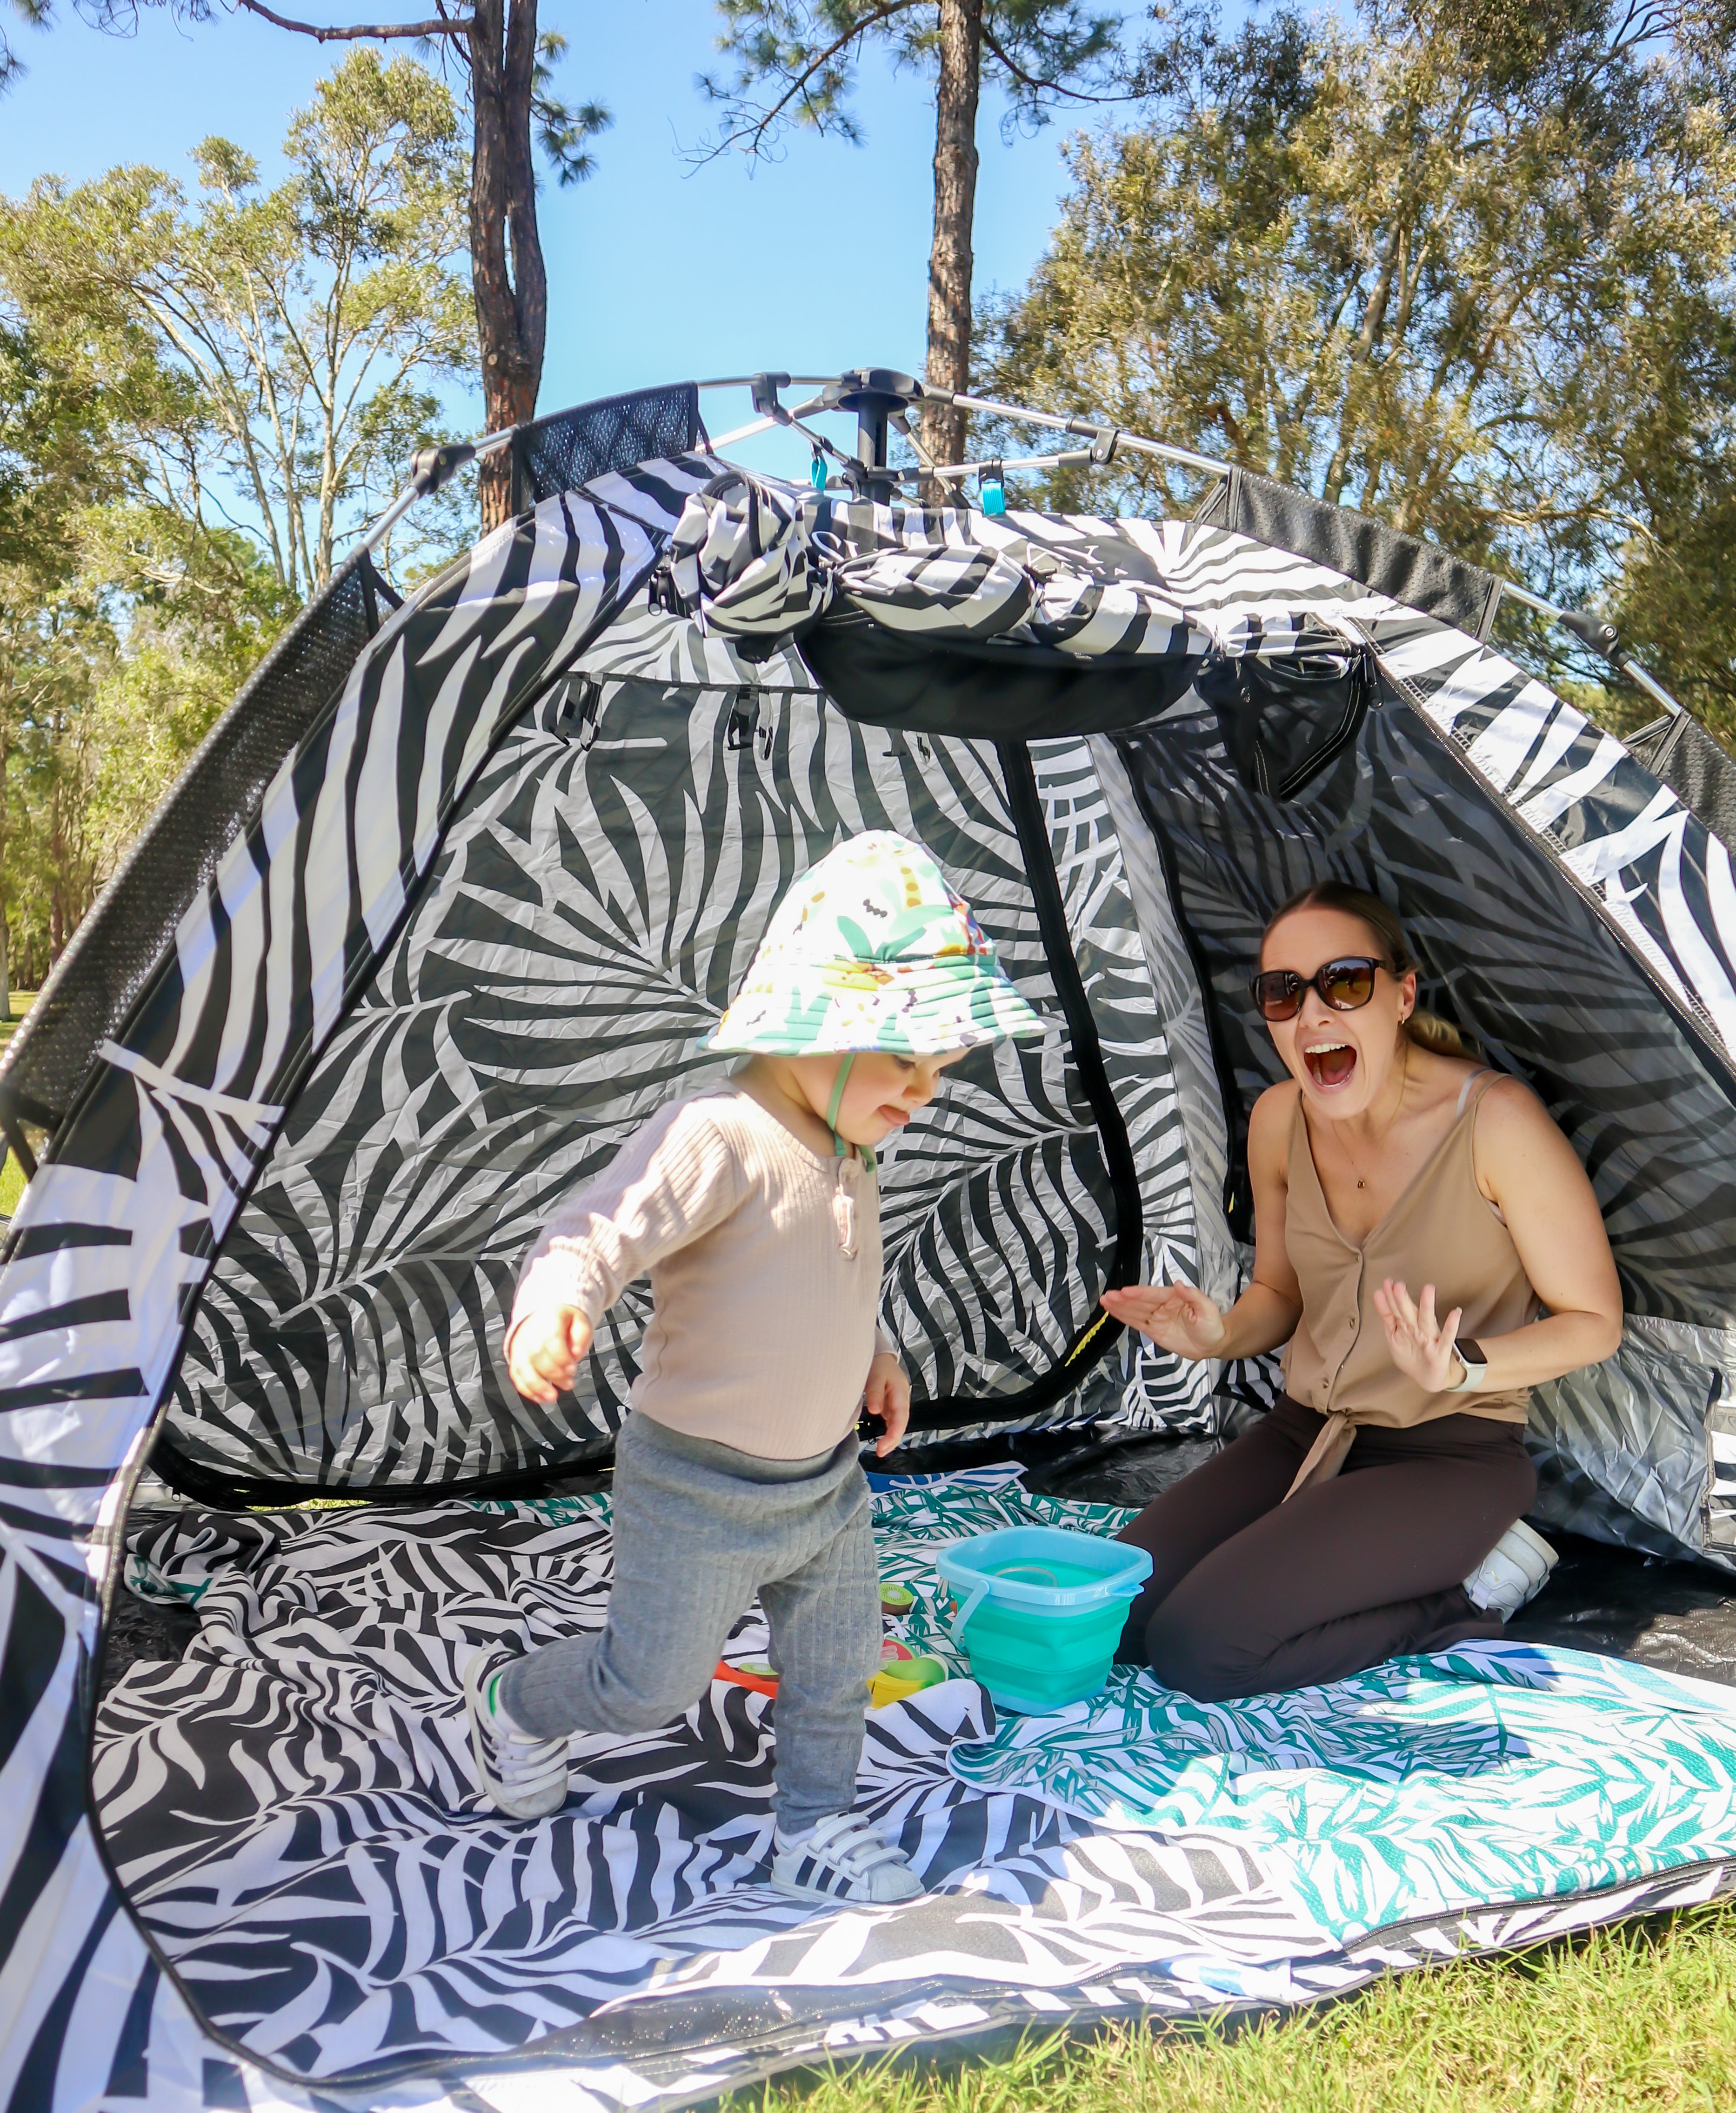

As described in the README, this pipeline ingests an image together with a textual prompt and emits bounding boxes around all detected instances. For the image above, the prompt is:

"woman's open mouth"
[1303,1041,1358,1089]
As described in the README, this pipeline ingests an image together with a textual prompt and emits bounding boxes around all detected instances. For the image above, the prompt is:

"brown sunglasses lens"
[1251,959,1382,1021]
[1251,972,1303,1021]
[1319,960,1376,1008]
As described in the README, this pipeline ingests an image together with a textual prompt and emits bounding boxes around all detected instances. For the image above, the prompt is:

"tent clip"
[409,441,476,496]
[725,691,761,753]
[568,677,604,752]
[1088,426,1122,467]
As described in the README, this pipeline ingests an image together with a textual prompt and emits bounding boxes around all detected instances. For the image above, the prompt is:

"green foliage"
[0,50,478,985]
[0,0,50,95]
[701,0,1121,159]
[729,1900,1736,2111]
[533,30,614,188]
[980,0,1736,735]
[0,47,476,599]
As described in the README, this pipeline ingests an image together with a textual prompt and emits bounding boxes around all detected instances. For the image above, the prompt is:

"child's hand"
[865,1352,910,1458]
[507,1305,593,1404]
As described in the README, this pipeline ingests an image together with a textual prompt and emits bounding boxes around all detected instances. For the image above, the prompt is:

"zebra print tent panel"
[166,661,1210,1491]
[4,408,1736,2113]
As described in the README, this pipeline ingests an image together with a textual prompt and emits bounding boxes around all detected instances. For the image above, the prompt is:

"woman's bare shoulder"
[1248,1079,1301,1161]
[1471,1070,1582,1193]
[1474,1069,1551,1133]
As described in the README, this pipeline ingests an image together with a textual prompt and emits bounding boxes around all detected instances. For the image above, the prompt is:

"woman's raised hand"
[1101,1280,1228,1361]
[1372,1277,1465,1394]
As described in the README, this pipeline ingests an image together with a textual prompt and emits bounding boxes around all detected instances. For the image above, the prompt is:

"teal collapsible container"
[933,1526,1152,1714]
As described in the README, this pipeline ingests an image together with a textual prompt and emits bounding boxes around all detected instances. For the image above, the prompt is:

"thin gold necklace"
[1335,1043,1408,1191]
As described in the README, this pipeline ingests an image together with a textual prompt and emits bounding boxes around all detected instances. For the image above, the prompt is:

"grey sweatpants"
[498,1411,882,1834]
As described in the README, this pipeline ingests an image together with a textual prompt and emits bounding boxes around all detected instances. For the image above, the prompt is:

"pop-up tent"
[7,373,1736,2113]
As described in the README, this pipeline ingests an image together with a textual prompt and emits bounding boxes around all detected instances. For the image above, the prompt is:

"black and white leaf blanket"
[101,1467,1736,2106]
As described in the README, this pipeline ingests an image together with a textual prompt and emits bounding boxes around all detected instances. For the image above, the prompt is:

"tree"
[0,308,290,987]
[0,320,118,1008]
[1,0,45,90]
[702,0,1119,468]
[979,0,1736,731]
[39,0,610,529]
[1,51,475,598]
[0,55,474,982]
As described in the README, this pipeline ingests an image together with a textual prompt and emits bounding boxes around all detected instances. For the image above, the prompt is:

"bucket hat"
[704,831,1051,1058]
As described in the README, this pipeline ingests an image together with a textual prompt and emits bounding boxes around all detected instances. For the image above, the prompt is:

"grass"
[0,991,39,1218]
[731,1903,1736,2112]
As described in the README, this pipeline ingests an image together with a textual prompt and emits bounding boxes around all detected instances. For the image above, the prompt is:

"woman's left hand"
[865,1352,912,1457]
[1373,1277,1467,1393]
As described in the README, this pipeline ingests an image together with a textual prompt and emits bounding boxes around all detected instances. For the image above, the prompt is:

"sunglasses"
[1250,956,1391,1022]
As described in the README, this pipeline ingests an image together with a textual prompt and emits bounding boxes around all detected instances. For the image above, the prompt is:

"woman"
[1102,880,1622,1702]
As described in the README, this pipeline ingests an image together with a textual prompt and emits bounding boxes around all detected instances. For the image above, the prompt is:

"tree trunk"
[469,0,548,529]
[919,0,982,489]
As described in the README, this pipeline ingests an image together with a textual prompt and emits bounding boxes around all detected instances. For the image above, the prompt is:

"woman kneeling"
[1104,881,1622,1703]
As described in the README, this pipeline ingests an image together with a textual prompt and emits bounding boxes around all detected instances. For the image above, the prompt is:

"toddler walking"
[462,831,1047,1903]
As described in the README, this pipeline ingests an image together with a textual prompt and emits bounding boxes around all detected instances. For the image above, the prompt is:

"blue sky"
[1,0,1102,476]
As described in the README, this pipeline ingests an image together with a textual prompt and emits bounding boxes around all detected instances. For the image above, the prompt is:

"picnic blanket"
[948,1644,1736,1946]
[100,1466,1736,2106]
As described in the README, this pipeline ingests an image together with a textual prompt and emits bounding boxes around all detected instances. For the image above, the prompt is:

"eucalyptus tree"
[0,321,119,1006]
[2,50,475,597]
[0,54,477,970]
[982,0,1736,728]
[703,0,1120,467]
[3,0,608,528]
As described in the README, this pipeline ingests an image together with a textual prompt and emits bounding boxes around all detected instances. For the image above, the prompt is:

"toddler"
[463,830,1048,1903]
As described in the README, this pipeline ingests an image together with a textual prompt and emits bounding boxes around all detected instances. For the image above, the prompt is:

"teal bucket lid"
[934,1526,1150,1612]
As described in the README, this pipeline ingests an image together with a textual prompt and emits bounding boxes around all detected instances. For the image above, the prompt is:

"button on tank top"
[1281,1069,1535,1497]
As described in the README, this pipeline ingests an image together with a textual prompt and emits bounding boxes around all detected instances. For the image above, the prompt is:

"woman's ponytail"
[1403,1007,1480,1060]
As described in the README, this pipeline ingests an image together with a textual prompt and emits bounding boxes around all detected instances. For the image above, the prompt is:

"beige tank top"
[1280,1069,1535,1497]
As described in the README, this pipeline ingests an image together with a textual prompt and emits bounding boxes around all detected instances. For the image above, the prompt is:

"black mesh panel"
[509,384,706,509]
[0,556,398,1133]
[1624,711,1736,855]
[1197,467,1503,639]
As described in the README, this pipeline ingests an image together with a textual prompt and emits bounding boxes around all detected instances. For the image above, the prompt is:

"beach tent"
[7,372,1736,2112]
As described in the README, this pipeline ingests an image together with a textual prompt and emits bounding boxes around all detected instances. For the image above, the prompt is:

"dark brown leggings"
[1114,1394,1538,1701]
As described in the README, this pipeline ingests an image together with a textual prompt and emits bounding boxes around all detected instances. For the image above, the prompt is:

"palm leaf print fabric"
[169,659,1206,1487]
[948,1640,1736,1948]
[100,1469,1736,2098]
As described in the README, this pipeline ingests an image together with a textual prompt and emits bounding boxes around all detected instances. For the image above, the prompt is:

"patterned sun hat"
[705,832,1052,1056]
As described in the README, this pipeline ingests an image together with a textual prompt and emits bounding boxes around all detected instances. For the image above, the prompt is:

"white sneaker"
[463,1651,571,1820]
[1463,1519,1559,1620]
[769,1811,923,1905]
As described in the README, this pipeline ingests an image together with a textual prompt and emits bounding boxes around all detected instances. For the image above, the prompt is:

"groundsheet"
[97,1467,1736,2102]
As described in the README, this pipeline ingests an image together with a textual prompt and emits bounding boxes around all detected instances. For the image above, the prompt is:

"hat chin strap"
[824,1053,875,1172]
[825,1053,855,1155]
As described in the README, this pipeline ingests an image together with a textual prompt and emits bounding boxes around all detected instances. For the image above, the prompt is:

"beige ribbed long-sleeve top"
[507,1083,889,1459]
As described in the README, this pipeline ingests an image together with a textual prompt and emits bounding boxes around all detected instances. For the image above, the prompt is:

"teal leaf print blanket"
[947,1640,1736,1946]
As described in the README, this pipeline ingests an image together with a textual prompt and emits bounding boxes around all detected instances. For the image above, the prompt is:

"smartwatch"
[1448,1339,1489,1392]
